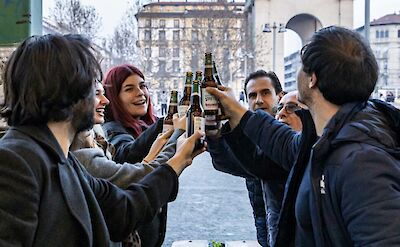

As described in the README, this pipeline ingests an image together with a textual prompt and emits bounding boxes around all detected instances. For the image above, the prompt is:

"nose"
[276,107,286,120]
[255,94,264,105]
[101,94,110,106]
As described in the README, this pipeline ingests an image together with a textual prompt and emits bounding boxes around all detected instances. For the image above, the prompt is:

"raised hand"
[142,129,174,164]
[167,131,206,176]
[206,86,247,129]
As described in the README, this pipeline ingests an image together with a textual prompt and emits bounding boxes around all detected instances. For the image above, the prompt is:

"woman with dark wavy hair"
[102,64,168,247]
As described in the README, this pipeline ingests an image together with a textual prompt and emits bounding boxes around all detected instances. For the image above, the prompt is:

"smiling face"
[93,82,110,124]
[246,76,278,114]
[118,74,149,120]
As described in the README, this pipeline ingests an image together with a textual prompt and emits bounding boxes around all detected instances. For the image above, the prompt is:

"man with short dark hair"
[207,70,288,246]
[208,26,400,246]
[0,34,204,247]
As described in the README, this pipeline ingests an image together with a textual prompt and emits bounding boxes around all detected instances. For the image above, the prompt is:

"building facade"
[245,0,353,82]
[357,13,400,98]
[135,0,248,98]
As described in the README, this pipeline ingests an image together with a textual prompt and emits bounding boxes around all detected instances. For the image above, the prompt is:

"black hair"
[300,26,378,105]
[1,34,102,126]
[244,70,283,96]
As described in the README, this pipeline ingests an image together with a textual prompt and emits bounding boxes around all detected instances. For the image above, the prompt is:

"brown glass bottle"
[201,52,219,135]
[178,72,193,118]
[162,90,178,133]
[212,61,227,120]
[195,71,203,82]
[186,80,204,149]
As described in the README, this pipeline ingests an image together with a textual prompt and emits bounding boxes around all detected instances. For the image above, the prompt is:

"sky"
[42,0,400,54]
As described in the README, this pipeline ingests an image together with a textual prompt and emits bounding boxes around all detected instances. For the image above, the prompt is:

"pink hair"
[103,64,157,138]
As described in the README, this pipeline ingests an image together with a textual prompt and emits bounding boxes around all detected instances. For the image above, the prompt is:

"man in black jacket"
[207,70,289,247]
[207,26,400,246]
[0,34,204,247]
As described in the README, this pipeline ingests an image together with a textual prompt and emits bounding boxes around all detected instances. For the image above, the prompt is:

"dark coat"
[103,119,163,164]
[0,125,178,247]
[102,119,168,247]
[207,128,288,247]
[233,100,400,247]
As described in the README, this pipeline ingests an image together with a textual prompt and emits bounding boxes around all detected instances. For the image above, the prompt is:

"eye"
[248,93,256,99]
[95,90,100,96]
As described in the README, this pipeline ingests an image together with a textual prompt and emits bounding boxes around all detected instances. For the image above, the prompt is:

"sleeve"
[108,119,163,164]
[337,147,400,246]
[0,148,40,247]
[231,110,300,172]
[206,134,254,178]
[148,129,184,167]
[86,164,179,242]
[73,148,155,189]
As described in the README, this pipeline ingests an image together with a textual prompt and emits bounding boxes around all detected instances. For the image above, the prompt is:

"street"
[162,152,257,246]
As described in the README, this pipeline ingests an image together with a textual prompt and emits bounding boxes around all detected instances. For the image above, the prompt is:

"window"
[159,30,166,41]
[173,48,179,58]
[144,30,151,41]
[159,60,166,73]
[385,30,389,38]
[159,47,166,57]
[174,19,179,28]
[380,30,384,38]
[146,60,153,73]
[145,19,151,27]
[173,30,180,41]
[192,30,198,41]
[173,60,180,73]
[224,32,230,41]
[145,48,151,57]
[376,30,380,39]
[159,19,166,28]
[398,30,400,38]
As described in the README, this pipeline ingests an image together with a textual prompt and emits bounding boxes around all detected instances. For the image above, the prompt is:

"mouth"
[133,99,147,106]
[95,107,105,116]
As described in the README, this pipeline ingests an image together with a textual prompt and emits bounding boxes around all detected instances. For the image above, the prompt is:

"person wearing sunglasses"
[276,91,306,132]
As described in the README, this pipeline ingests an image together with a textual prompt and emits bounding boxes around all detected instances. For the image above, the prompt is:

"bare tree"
[51,0,101,39]
[105,0,143,66]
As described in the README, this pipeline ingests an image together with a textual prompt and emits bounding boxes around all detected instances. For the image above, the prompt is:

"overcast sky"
[43,0,400,54]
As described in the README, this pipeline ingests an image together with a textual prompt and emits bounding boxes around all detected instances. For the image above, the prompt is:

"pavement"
[162,152,258,247]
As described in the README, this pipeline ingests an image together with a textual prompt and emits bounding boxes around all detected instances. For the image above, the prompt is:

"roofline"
[143,1,245,7]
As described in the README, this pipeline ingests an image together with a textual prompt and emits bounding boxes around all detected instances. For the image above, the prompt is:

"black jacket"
[0,125,178,247]
[232,100,400,246]
[102,119,168,247]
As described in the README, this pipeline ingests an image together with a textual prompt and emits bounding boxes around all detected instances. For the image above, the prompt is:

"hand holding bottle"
[167,131,206,176]
[205,85,247,130]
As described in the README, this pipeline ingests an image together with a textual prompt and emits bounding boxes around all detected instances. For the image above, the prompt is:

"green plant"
[209,240,225,247]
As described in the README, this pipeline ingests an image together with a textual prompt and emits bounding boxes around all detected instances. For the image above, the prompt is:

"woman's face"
[118,74,149,119]
[94,82,110,124]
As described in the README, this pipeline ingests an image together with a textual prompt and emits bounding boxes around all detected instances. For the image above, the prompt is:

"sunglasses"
[277,102,301,114]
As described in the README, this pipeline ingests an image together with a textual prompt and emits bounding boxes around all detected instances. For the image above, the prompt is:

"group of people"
[0,25,399,247]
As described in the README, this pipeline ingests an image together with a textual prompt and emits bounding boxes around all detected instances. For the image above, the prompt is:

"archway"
[286,13,323,45]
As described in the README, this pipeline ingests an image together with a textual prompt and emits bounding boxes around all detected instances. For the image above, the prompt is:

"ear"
[309,73,318,88]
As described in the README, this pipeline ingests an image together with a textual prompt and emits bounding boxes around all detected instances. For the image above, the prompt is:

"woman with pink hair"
[102,64,170,247]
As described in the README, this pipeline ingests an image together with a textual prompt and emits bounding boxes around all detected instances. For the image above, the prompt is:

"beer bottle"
[162,90,178,133]
[195,71,203,82]
[212,61,227,120]
[186,80,205,149]
[178,72,193,118]
[201,52,219,135]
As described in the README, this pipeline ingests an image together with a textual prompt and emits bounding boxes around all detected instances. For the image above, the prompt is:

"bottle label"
[178,105,189,118]
[169,102,178,106]
[162,124,174,133]
[193,116,205,133]
[201,88,219,110]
